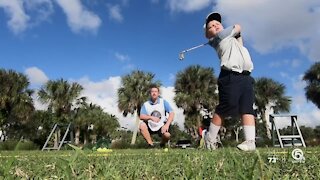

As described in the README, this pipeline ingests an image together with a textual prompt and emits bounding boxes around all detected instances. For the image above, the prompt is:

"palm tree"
[73,101,119,145]
[73,98,91,145]
[93,112,120,142]
[303,62,320,109]
[38,78,83,123]
[38,78,83,147]
[254,77,291,139]
[174,65,218,140]
[30,110,55,146]
[0,69,34,139]
[117,70,161,144]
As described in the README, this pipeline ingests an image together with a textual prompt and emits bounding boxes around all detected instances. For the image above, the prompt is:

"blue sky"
[1,0,320,130]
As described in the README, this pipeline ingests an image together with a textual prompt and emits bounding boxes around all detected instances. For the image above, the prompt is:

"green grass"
[0,147,320,179]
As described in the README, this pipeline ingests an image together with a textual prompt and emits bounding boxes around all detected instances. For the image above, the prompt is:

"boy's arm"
[233,24,241,34]
[233,24,243,46]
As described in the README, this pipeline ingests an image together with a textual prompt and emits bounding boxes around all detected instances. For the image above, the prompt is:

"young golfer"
[203,12,256,151]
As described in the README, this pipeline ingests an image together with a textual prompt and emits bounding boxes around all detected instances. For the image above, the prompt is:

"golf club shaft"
[181,42,209,53]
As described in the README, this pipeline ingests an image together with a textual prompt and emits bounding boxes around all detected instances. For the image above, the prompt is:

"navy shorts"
[215,69,255,117]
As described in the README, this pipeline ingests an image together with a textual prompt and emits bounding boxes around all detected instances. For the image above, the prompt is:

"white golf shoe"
[237,140,256,151]
[204,132,218,150]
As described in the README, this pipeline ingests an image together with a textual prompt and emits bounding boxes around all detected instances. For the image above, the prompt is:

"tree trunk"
[131,111,140,145]
[91,134,97,144]
[234,127,240,142]
[188,126,198,140]
[84,132,88,145]
[75,127,80,145]
[58,129,61,145]
[195,115,201,140]
[54,132,58,148]
[262,111,272,139]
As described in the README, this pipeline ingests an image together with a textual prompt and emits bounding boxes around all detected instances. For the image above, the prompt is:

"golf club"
[179,42,209,60]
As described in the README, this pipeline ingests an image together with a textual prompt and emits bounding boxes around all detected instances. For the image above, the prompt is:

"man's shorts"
[215,69,255,117]
[140,121,170,137]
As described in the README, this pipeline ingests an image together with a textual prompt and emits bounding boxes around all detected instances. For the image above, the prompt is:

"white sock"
[208,122,220,141]
[243,125,255,141]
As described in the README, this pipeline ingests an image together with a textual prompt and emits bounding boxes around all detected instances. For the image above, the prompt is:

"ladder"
[42,123,73,151]
[270,114,306,148]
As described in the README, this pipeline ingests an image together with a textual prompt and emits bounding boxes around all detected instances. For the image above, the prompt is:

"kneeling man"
[139,84,174,148]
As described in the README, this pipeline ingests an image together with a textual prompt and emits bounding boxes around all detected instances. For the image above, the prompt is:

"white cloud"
[56,0,101,34]
[167,0,213,13]
[264,72,320,128]
[108,4,123,22]
[0,0,53,34]
[279,72,288,79]
[114,52,135,71]
[169,73,175,81]
[291,59,301,68]
[269,61,282,68]
[24,0,54,26]
[269,58,302,69]
[150,0,159,4]
[286,74,320,128]
[164,0,320,61]
[303,37,320,62]
[0,0,30,34]
[293,103,320,128]
[215,0,320,61]
[24,67,49,85]
[26,67,49,110]
[121,0,129,6]
[115,52,129,62]
[122,64,135,71]
[32,91,48,110]
[77,76,135,129]
[291,74,306,91]
[270,102,320,129]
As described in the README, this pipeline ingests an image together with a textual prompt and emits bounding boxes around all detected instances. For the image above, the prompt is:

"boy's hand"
[234,24,243,46]
[233,24,241,34]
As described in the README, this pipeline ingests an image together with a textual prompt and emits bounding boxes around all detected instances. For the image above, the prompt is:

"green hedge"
[0,140,39,150]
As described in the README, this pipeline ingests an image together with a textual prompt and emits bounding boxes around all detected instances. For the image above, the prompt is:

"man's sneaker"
[204,132,218,150]
[237,140,256,151]
[148,144,156,149]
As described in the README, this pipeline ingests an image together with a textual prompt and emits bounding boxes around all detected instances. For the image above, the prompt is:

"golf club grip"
[235,33,241,39]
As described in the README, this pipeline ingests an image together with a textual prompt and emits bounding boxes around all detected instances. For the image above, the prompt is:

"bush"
[305,138,320,147]
[110,139,131,149]
[256,137,273,147]
[0,140,39,150]
[111,134,155,149]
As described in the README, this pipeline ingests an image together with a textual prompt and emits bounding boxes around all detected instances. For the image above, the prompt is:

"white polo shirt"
[209,26,254,73]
